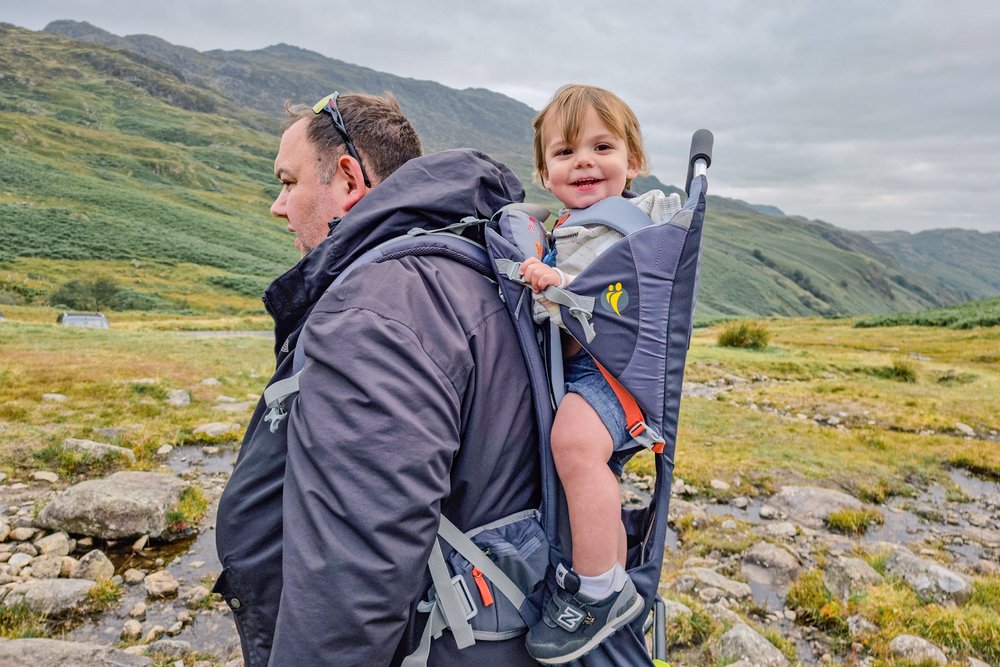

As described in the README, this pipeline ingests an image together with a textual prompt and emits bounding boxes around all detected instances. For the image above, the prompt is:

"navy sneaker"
[525,565,644,664]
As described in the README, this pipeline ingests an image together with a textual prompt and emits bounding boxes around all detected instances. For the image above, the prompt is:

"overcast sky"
[6,1,999,233]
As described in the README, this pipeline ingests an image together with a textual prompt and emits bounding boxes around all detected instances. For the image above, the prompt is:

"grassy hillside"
[0,23,294,314]
[863,229,1000,301]
[0,22,986,321]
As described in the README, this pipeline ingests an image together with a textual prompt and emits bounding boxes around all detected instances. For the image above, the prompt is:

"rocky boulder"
[888,634,947,665]
[884,547,972,605]
[673,567,752,601]
[0,638,152,667]
[1,579,96,616]
[714,623,790,667]
[824,556,884,600]
[768,486,863,529]
[37,472,187,540]
[741,542,802,587]
[62,438,136,464]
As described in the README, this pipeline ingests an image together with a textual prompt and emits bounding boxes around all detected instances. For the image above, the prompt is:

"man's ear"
[335,154,371,212]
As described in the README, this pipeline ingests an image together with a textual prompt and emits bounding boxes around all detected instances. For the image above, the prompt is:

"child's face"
[540,107,639,210]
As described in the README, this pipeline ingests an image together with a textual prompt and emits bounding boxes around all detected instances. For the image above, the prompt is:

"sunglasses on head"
[312,92,372,188]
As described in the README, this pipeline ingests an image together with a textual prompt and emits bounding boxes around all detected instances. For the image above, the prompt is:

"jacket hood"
[263,149,524,350]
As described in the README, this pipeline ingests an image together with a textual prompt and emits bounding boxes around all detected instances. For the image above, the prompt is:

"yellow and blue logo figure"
[602,282,629,316]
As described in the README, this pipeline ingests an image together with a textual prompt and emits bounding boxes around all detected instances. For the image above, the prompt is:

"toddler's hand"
[519,257,564,292]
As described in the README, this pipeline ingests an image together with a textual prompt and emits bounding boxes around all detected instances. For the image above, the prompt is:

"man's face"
[270,119,347,256]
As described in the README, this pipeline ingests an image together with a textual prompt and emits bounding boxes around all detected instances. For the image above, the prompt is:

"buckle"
[451,575,478,620]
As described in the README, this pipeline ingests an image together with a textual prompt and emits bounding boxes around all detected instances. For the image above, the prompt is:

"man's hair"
[532,84,648,188]
[285,92,422,185]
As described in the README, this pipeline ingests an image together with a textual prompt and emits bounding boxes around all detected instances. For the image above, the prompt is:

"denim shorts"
[563,349,639,475]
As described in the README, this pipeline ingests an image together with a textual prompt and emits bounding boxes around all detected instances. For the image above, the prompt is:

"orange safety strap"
[595,360,665,455]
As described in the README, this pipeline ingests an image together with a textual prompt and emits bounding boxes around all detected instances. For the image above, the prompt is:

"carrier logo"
[602,282,629,316]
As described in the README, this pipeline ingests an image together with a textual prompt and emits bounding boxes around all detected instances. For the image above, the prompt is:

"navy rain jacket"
[215,149,542,666]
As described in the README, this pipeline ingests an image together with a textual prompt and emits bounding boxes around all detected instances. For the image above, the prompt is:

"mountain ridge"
[0,21,993,320]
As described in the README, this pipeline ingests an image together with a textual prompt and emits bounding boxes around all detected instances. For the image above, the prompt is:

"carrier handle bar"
[685,129,714,195]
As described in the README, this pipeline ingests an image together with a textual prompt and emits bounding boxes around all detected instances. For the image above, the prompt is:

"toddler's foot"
[525,565,644,664]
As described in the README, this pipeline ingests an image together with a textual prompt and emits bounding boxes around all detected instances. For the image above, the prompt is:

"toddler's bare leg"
[551,393,621,576]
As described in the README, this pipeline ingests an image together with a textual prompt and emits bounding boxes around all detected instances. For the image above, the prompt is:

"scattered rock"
[1,579,96,616]
[884,546,972,605]
[129,601,147,619]
[62,438,136,463]
[121,619,143,640]
[661,598,692,622]
[824,556,884,601]
[38,471,188,540]
[42,393,67,402]
[124,568,146,585]
[669,499,708,527]
[70,549,115,581]
[59,556,78,577]
[888,634,946,666]
[763,522,798,539]
[742,542,801,584]
[955,422,976,437]
[146,638,191,657]
[711,479,731,492]
[32,471,59,484]
[34,531,71,557]
[212,400,255,413]
[192,422,241,437]
[732,496,750,510]
[714,623,790,667]
[200,377,221,386]
[132,534,149,553]
[157,445,173,456]
[769,486,863,529]
[673,567,752,600]
[847,614,879,639]
[9,526,39,541]
[166,390,191,407]
[145,569,179,598]
[30,554,64,579]
[143,625,166,643]
[0,638,152,666]
[181,584,210,608]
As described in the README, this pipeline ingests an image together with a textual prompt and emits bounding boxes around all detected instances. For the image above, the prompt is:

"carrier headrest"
[560,196,652,237]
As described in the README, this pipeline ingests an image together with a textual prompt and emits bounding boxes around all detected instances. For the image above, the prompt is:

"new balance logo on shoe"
[555,606,585,631]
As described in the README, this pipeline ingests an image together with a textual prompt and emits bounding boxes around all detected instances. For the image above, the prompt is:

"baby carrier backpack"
[263,131,713,666]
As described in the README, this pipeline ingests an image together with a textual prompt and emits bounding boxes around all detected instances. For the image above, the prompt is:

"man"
[214,92,542,666]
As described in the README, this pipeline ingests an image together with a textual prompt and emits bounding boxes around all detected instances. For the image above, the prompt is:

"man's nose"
[270,190,286,218]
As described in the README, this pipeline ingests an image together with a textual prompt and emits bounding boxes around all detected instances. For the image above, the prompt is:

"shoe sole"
[532,593,645,665]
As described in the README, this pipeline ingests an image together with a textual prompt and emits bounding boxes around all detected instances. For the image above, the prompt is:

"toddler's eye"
[555,148,573,157]
[596,143,613,152]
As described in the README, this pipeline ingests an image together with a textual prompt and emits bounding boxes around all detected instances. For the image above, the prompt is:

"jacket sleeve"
[268,300,465,665]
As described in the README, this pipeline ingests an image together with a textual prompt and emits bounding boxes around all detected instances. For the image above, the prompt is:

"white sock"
[577,563,627,601]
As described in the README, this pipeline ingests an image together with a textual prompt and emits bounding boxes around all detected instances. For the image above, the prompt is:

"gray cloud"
[5,0,999,231]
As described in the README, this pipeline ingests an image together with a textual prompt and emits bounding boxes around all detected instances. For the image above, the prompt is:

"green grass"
[855,296,1000,329]
[0,603,48,639]
[825,507,885,535]
[87,578,123,609]
[717,320,771,350]
[167,486,209,533]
